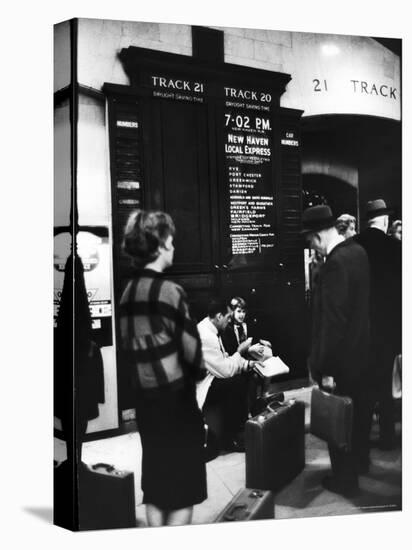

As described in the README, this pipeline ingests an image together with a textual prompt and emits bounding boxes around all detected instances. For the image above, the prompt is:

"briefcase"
[78,462,136,530]
[245,400,305,492]
[310,387,353,451]
[215,488,274,522]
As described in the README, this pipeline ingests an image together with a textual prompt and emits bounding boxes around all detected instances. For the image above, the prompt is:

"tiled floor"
[54,420,401,526]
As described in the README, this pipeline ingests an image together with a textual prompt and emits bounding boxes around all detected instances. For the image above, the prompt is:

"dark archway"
[301,114,401,228]
[302,174,358,220]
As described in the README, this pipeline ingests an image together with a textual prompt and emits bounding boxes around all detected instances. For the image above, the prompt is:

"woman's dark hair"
[122,209,175,266]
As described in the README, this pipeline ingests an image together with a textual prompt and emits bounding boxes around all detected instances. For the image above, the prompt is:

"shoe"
[321,475,359,497]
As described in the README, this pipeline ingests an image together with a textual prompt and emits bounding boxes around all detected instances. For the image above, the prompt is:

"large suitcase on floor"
[245,400,305,491]
[215,488,274,522]
[78,462,136,530]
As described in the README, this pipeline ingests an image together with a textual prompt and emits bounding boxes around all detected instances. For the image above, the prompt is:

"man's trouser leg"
[203,374,249,446]
[327,385,368,486]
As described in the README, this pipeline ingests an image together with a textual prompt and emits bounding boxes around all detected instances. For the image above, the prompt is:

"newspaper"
[253,356,290,378]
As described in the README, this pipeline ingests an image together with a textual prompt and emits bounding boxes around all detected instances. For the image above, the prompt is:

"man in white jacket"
[197,299,254,453]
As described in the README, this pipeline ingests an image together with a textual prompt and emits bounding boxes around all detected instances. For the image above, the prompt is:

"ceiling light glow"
[321,44,340,56]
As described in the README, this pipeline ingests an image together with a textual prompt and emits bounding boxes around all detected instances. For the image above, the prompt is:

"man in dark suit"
[354,199,402,450]
[303,205,370,496]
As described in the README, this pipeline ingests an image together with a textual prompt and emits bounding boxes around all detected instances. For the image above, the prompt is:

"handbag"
[310,387,353,451]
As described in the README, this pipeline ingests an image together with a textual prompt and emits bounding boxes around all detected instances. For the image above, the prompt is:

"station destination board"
[137,72,278,266]
[140,74,277,264]
[223,87,276,260]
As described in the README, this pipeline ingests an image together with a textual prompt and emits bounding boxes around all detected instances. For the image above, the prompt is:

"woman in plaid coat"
[119,210,207,527]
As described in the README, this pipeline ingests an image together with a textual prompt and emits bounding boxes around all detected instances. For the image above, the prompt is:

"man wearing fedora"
[302,204,370,496]
[354,199,402,451]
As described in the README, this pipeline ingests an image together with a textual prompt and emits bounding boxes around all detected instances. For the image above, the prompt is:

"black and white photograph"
[2,1,410,548]
[53,15,402,530]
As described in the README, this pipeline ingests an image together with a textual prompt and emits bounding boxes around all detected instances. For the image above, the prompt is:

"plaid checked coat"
[119,268,204,393]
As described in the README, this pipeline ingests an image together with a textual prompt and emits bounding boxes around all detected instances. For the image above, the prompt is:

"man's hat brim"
[300,218,336,235]
[364,207,393,220]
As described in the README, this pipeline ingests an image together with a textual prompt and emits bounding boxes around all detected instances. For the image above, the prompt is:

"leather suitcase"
[245,400,305,491]
[78,462,136,530]
[215,488,274,522]
[310,388,353,451]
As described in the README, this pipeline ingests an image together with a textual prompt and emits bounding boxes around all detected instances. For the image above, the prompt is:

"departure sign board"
[223,86,276,259]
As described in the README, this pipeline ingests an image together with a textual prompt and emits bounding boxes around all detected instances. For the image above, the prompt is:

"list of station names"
[223,86,276,257]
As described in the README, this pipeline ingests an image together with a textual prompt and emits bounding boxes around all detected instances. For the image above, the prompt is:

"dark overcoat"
[354,227,402,368]
[309,239,370,389]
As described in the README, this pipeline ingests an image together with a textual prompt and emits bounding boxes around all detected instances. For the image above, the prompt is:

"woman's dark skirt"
[136,383,207,510]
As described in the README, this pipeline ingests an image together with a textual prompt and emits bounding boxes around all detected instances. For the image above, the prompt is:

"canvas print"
[53,18,402,530]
